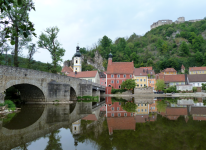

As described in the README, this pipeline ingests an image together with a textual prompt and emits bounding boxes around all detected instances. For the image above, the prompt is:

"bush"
[0,100,16,111]
[111,88,127,94]
[121,102,137,112]
[193,87,197,92]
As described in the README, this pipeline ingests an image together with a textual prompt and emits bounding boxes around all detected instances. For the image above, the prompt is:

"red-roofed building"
[107,117,136,135]
[156,74,185,87]
[82,114,97,121]
[161,68,177,75]
[61,65,73,75]
[189,66,206,74]
[67,70,100,84]
[105,53,134,94]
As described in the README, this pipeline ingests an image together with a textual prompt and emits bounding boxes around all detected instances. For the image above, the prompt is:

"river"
[0,97,206,150]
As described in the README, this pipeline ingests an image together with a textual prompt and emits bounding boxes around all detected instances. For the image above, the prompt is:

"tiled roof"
[163,68,177,72]
[189,67,206,71]
[61,66,73,73]
[164,74,185,83]
[67,70,98,78]
[166,107,188,115]
[107,117,136,130]
[140,67,153,70]
[135,115,149,123]
[82,114,97,121]
[181,64,185,69]
[188,74,206,82]
[191,107,206,115]
[99,72,106,78]
[134,68,155,76]
[106,62,134,74]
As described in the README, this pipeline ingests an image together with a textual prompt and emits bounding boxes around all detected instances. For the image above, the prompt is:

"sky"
[27,0,206,65]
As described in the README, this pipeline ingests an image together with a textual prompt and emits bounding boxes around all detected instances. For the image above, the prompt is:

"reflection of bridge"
[0,101,105,150]
[0,66,105,103]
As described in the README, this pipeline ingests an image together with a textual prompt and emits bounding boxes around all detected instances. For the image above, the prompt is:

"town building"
[73,44,82,72]
[61,65,73,75]
[149,99,158,113]
[181,64,185,74]
[134,67,155,88]
[105,53,134,94]
[135,103,149,115]
[72,119,81,135]
[99,72,106,87]
[157,74,185,87]
[67,70,100,84]
[189,67,206,74]
[191,107,206,121]
[187,74,206,87]
[161,68,177,75]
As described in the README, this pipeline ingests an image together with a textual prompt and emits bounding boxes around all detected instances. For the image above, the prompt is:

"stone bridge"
[0,101,106,150]
[0,65,105,103]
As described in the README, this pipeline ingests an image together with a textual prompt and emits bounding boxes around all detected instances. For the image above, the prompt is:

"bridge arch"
[4,80,46,102]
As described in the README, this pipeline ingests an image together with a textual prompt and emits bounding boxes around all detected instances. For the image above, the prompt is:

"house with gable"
[189,67,206,74]
[105,53,134,94]
[161,68,177,75]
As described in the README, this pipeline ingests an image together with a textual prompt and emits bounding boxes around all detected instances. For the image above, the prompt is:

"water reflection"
[1,97,206,149]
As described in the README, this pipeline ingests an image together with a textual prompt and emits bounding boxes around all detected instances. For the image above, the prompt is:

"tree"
[38,27,65,73]
[121,102,137,112]
[157,100,167,113]
[100,35,112,49]
[155,79,165,91]
[27,43,36,68]
[121,79,136,90]
[180,41,189,56]
[195,51,203,63]
[3,0,36,67]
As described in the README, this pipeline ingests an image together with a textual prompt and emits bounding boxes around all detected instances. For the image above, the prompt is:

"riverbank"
[104,92,206,98]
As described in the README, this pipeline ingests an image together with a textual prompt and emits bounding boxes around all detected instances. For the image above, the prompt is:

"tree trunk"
[14,26,19,67]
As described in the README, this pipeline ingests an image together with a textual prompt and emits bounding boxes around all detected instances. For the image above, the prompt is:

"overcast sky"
[27,0,206,65]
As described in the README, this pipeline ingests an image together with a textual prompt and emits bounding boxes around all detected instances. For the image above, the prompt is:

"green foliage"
[38,27,65,73]
[202,83,206,90]
[2,112,16,124]
[193,87,197,92]
[155,79,165,91]
[156,100,167,113]
[0,100,16,111]
[121,102,137,112]
[164,86,177,93]
[180,41,189,56]
[77,96,99,101]
[111,88,127,94]
[121,79,136,90]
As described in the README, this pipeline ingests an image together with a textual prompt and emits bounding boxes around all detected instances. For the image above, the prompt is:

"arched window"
[76,60,78,63]
[108,85,111,87]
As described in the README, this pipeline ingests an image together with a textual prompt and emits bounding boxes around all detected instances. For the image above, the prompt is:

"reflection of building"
[149,99,157,113]
[99,72,106,87]
[72,119,81,135]
[82,114,97,121]
[191,107,206,121]
[160,107,188,121]
[107,117,136,135]
[135,114,157,123]
[136,103,149,115]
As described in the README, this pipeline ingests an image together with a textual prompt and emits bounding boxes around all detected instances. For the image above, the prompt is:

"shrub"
[193,87,197,92]
[111,88,127,94]
[121,102,137,112]
[0,100,16,111]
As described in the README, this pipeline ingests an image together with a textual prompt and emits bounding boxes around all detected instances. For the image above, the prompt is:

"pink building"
[99,72,106,87]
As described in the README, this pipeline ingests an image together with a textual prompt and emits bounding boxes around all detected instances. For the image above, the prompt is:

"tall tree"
[3,0,36,67]
[27,43,36,68]
[38,27,65,73]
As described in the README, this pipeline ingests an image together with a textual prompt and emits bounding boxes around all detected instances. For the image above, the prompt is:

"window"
[145,104,147,106]
[138,104,140,106]
[193,71,195,73]
[150,81,151,83]
[145,109,147,112]
[198,83,199,86]
[169,72,170,74]
[171,83,173,85]
[118,113,121,117]
[131,113,133,116]
[101,82,103,84]
[181,82,184,85]
[117,80,119,83]
[152,81,154,83]
[190,72,191,74]
[119,85,121,89]
[76,68,77,70]
[141,104,143,106]
[123,74,126,78]
[111,74,114,78]
[137,84,139,87]
[196,71,198,74]
[141,109,143,112]
[140,79,142,81]
[203,71,205,73]
[117,107,120,110]
[137,79,139,82]
[144,84,146,87]
[117,74,120,78]
[130,74,132,78]
[76,60,78,63]
[138,109,140,112]
[112,107,114,110]
[105,82,106,84]
[144,79,146,82]
[74,127,76,130]
[111,80,114,83]
[151,72,153,74]
[200,71,201,73]
[102,79,104,81]
[119,102,121,105]
[112,113,114,117]
[141,84,142,87]
[124,113,127,116]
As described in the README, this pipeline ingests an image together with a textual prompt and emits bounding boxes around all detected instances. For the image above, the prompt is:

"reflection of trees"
[13,142,31,150]
[45,130,63,150]
[157,100,167,113]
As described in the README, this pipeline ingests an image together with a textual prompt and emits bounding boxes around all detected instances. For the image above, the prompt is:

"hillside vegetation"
[80,19,206,73]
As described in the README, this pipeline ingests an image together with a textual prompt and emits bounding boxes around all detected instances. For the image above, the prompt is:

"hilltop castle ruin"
[151,17,203,29]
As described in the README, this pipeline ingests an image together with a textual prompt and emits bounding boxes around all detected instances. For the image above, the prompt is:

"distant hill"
[79,19,206,73]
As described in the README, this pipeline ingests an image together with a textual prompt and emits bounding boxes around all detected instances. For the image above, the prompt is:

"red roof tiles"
[61,66,73,74]
[140,67,153,70]
[107,117,136,132]
[164,74,185,83]
[106,62,134,74]
[82,114,97,121]
[189,67,206,71]
[163,68,177,72]
[181,65,185,69]
[67,71,98,78]
[134,68,155,76]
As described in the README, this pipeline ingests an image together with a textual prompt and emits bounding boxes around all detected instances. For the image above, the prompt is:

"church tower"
[73,44,82,72]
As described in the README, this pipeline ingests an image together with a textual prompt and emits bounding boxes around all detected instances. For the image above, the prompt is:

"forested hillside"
[79,19,206,73]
